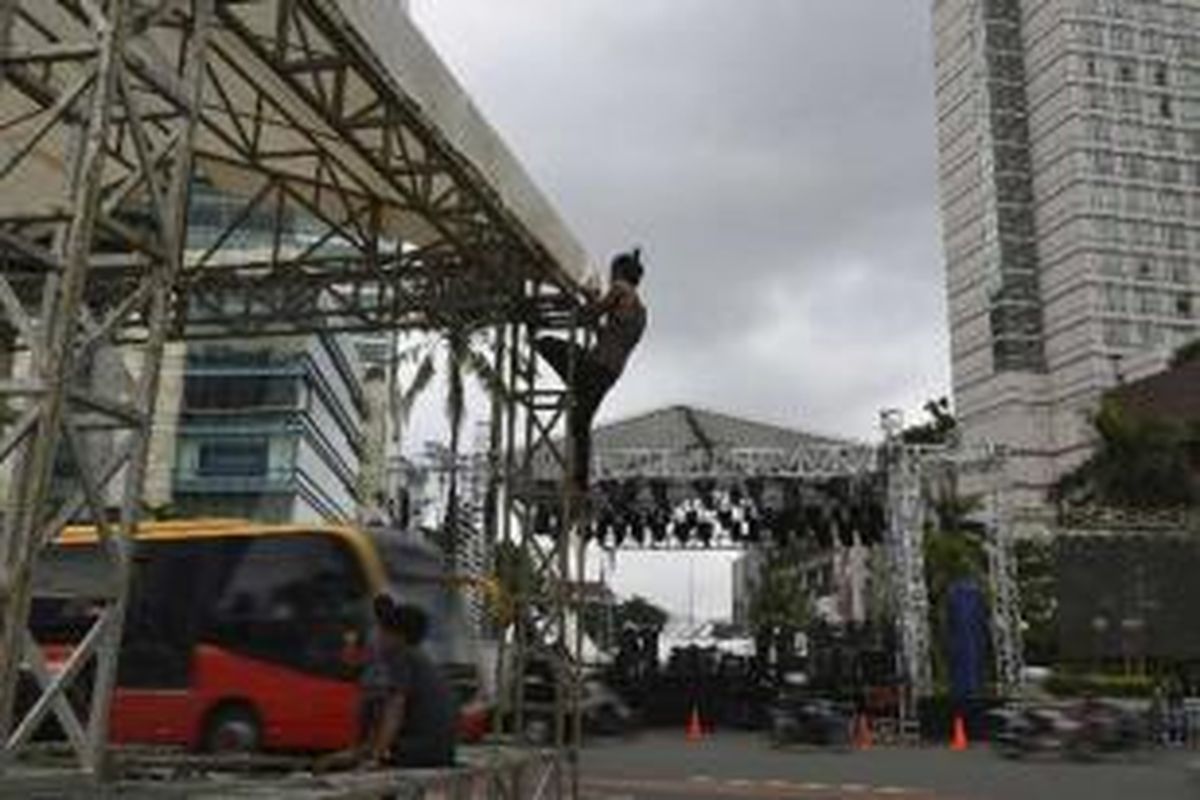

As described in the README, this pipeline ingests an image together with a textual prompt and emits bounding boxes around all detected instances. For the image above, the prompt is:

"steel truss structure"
[0,0,590,792]
[548,438,1024,708]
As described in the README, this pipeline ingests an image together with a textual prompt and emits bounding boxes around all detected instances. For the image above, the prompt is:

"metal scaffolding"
[0,0,590,790]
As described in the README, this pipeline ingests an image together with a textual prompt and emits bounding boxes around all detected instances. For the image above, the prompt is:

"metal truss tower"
[0,0,213,773]
[984,446,1024,697]
[0,1,591,791]
[883,444,933,708]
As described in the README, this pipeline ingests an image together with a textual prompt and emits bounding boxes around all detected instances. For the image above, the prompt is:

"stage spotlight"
[649,512,669,543]
[744,515,762,543]
[746,477,766,508]
[650,479,671,511]
[694,479,717,511]
[628,514,646,546]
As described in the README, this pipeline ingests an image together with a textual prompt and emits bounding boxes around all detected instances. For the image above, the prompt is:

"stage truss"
[0,0,589,793]
[526,437,1026,708]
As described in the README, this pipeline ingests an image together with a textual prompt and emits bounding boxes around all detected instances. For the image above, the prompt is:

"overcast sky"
[408,1,948,620]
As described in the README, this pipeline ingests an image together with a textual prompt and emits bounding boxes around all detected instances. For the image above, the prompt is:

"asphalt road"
[579,731,1197,800]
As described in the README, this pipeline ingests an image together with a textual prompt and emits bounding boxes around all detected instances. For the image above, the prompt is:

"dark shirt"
[591,282,647,376]
[361,639,456,767]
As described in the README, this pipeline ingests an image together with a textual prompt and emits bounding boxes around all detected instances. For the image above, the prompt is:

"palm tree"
[393,325,507,564]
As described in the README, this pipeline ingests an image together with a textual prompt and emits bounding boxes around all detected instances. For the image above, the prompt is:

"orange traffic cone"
[854,714,873,750]
[686,706,704,742]
[950,714,968,751]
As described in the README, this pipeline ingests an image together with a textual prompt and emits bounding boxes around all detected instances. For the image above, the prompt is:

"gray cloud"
[413,0,948,616]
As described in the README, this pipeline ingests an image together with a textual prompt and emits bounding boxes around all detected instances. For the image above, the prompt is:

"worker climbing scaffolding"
[535,249,648,498]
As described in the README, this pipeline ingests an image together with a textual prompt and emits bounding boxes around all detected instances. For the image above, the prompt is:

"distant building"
[153,337,367,523]
[931,0,1200,518]
[142,181,382,524]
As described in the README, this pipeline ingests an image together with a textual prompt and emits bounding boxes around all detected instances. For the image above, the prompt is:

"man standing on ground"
[535,248,648,496]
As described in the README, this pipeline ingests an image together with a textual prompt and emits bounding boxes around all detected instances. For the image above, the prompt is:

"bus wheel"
[202,704,262,754]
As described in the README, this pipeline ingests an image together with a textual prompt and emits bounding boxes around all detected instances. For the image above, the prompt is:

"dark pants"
[534,337,618,489]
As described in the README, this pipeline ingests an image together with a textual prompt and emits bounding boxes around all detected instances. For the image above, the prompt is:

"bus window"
[204,533,368,680]
[30,544,108,645]
[120,540,220,688]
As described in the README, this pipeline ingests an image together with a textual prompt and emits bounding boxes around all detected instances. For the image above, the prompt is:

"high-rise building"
[142,182,381,525]
[932,0,1200,514]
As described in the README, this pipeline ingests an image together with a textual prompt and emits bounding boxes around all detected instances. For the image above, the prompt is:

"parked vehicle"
[23,520,488,753]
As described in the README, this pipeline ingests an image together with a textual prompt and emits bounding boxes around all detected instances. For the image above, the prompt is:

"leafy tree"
[748,546,813,639]
[1015,538,1058,665]
[901,396,958,446]
[1170,337,1200,368]
[1054,399,1196,511]
[491,539,541,630]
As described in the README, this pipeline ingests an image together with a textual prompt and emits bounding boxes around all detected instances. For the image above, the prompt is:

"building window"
[1121,153,1147,179]
[1117,58,1136,82]
[1159,158,1181,184]
[197,439,269,477]
[1166,224,1188,250]
[1112,26,1135,52]
[183,375,300,410]
[1103,319,1132,346]
[1160,95,1174,119]
[1168,258,1191,284]
[1115,87,1141,115]
[1153,62,1170,86]
[1103,284,1129,312]
[1179,294,1195,318]
[1137,289,1162,315]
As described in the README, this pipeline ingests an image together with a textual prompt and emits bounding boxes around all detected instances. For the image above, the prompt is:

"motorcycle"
[991,699,1144,760]
[766,686,853,749]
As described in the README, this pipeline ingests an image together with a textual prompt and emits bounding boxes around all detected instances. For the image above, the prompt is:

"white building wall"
[933,0,1200,515]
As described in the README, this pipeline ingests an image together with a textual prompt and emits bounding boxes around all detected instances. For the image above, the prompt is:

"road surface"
[580,731,1195,799]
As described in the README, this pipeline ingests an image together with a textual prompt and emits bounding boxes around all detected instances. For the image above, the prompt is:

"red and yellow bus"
[27,520,489,752]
